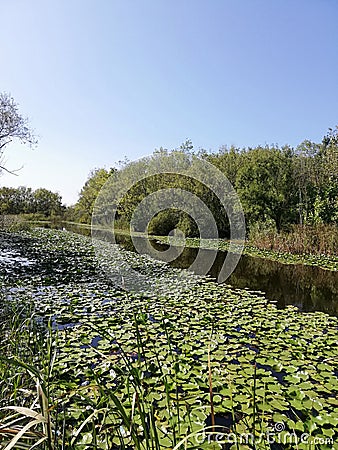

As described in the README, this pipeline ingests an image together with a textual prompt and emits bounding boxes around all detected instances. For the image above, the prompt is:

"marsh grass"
[0,215,32,232]
[0,298,53,449]
[0,298,239,449]
[249,223,338,256]
[1,291,338,449]
[1,228,338,449]
[67,314,251,450]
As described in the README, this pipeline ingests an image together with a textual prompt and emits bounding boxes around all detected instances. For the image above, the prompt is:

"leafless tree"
[0,92,38,175]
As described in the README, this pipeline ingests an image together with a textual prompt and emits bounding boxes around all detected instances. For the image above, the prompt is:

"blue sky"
[1,0,338,205]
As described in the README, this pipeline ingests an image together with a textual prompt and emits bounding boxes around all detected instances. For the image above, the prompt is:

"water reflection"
[63,224,338,316]
[115,234,338,316]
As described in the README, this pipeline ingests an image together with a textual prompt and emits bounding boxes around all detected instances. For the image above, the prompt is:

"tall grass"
[0,295,277,449]
[0,297,54,449]
[249,223,338,255]
[0,298,234,449]
[0,215,33,232]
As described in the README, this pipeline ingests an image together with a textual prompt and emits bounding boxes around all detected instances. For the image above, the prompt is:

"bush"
[176,214,198,237]
[249,222,338,255]
[147,209,180,236]
[0,215,32,232]
[147,209,199,237]
[248,220,277,250]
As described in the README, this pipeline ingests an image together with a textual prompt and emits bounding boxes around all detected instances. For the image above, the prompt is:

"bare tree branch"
[0,164,24,176]
[0,92,37,176]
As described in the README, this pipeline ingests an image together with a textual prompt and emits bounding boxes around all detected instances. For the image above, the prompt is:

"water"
[62,224,338,316]
[0,249,34,266]
[114,234,338,316]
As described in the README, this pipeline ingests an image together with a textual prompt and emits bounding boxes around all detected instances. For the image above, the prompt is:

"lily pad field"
[1,228,338,450]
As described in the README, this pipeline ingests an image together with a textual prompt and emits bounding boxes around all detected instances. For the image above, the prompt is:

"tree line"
[0,186,63,217]
[0,132,336,255]
[73,129,337,238]
[1,132,336,239]
[207,133,337,231]
[0,91,336,240]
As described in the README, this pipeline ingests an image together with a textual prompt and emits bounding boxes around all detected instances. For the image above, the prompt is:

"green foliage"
[235,145,296,231]
[0,186,63,217]
[176,212,198,237]
[148,209,198,237]
[0,186,33,214]
[247,219,277,248]
[93,150,233,238]
[147,209,180,236]
[294,135,338,225]
[77,130,337,244]
[33,188,63,216]
[206,145,241,185]
[0,214,33,232]
[1,228,338,448]
[74,168,115,223]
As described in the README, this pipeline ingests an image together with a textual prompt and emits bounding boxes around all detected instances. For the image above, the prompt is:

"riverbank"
[3,216,337,272]
[63,221,338,272]
[1,227,338,449]
[154,235,338,272]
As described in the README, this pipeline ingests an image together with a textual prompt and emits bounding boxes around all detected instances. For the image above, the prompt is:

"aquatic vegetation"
[1,228,338,449]
[155,235,338,272]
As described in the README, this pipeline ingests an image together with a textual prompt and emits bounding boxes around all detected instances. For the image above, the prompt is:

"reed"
[249,223,338,256]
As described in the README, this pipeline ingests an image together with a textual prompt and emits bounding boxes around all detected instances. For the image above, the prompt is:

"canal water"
[65,224,338,316]
[106,232,337,316]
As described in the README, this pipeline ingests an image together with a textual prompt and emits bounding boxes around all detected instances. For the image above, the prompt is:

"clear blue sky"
[1,0,338,205]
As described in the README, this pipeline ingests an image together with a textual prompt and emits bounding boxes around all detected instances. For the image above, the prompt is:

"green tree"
[0,186,61,216]
[32,188,62,216]
[235,146,296,231]
[316,127,338,223]
[179,139,194,153]
[207,145,241,186]
[293,140,320,224]
[293,130,338,225]
[0,187,18,214]
[94,149,234,238]
[75,168,115,223]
